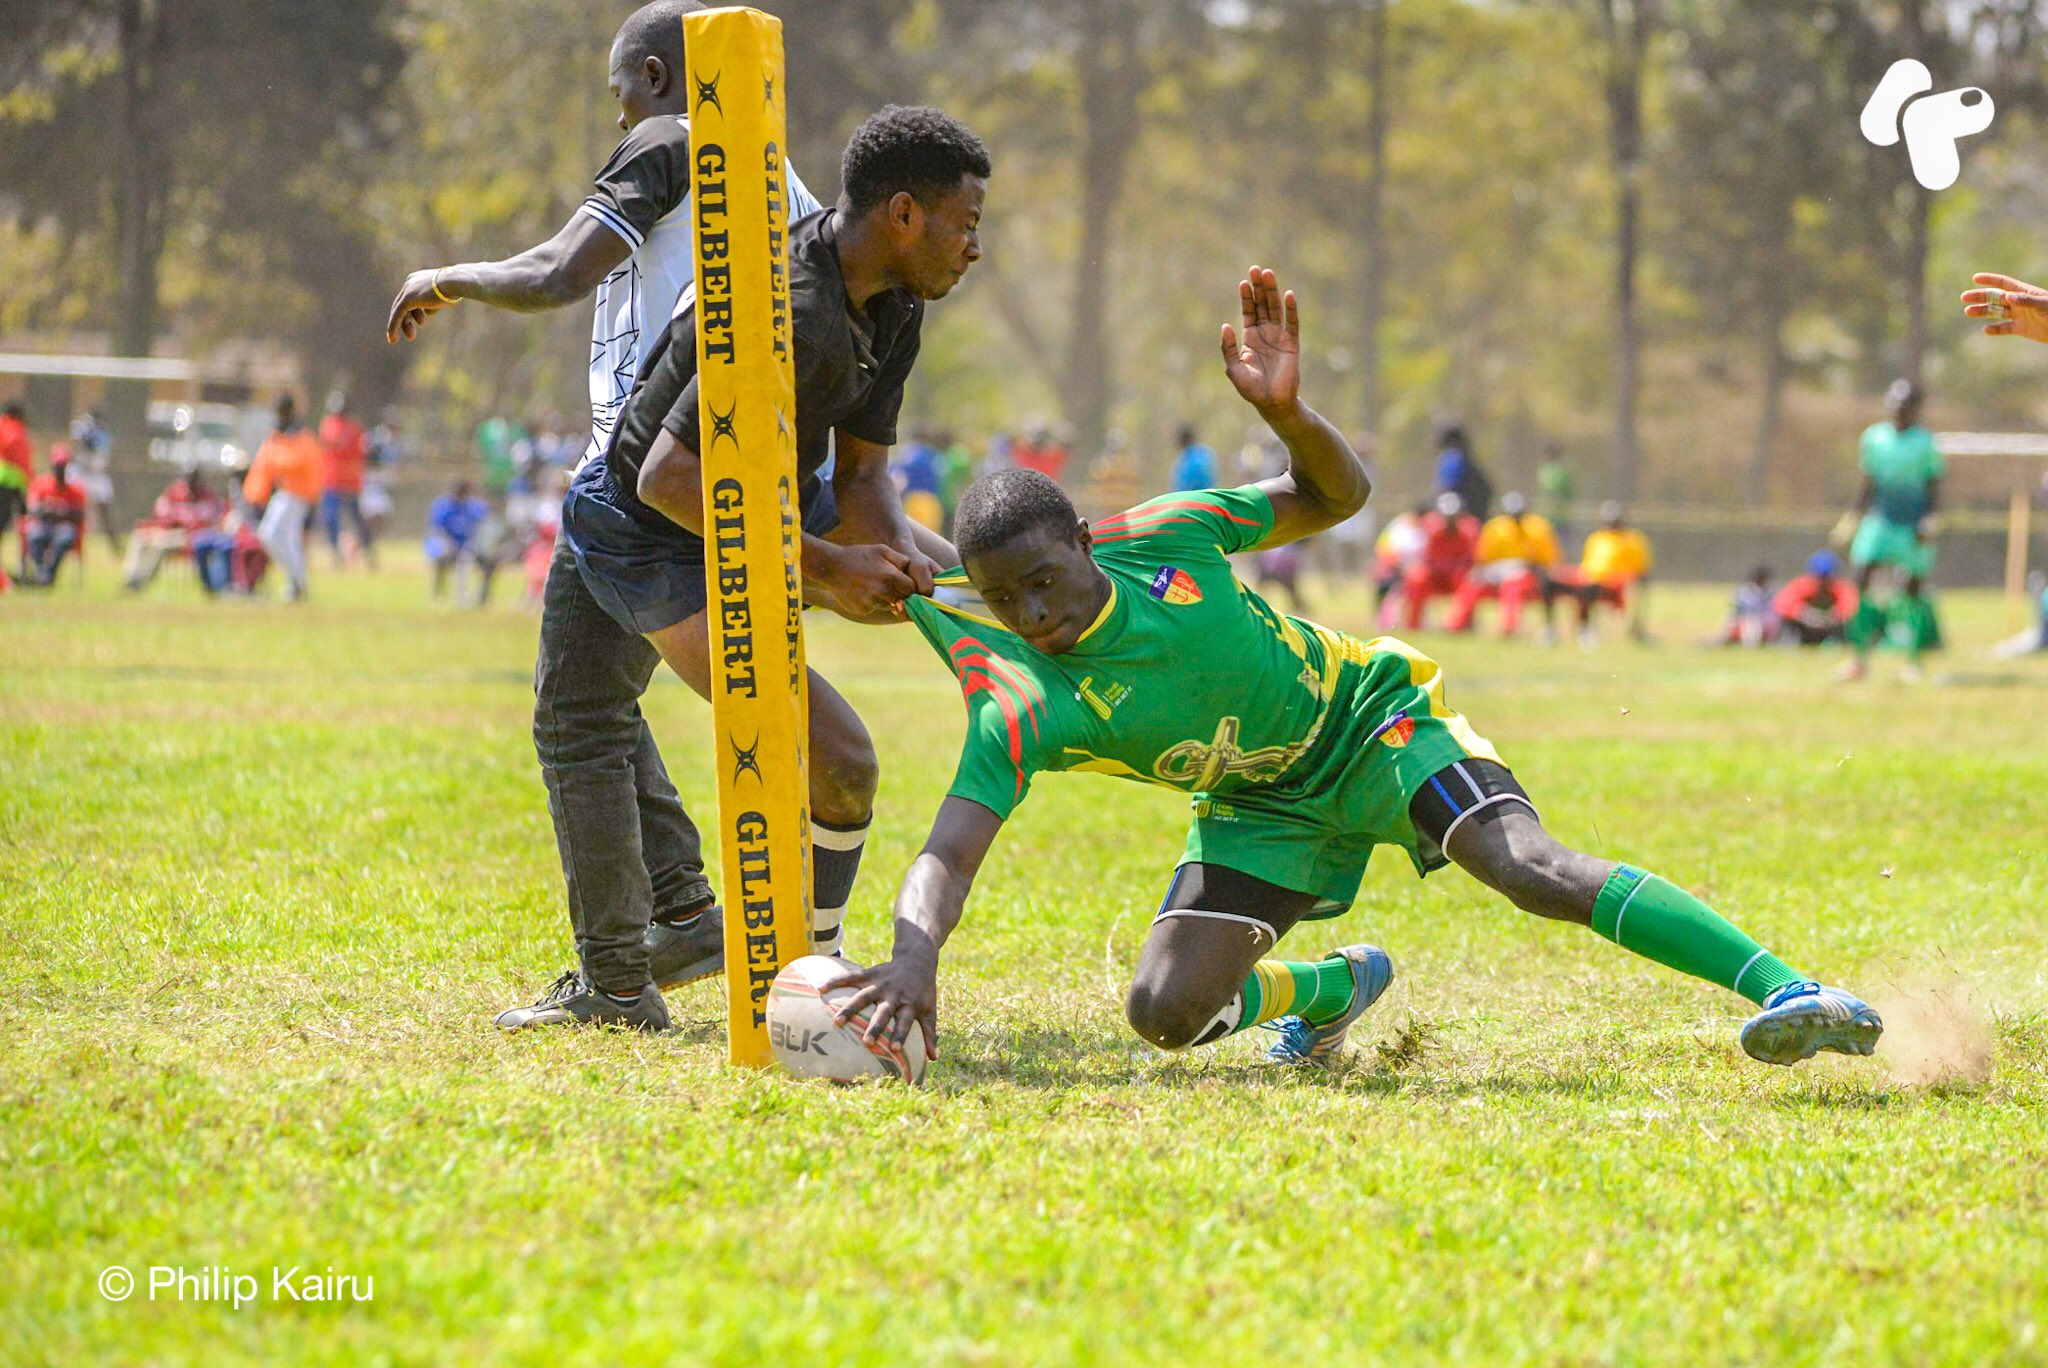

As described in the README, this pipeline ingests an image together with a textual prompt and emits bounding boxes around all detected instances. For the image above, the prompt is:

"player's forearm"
[888,851,972,968]
[435,244,589,313]
[833,449,918,547]
[637,437,705,534]
[1268,400,1371,523]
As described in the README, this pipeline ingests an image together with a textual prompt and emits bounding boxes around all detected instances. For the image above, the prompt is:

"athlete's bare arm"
[385,213,632,343]
[1961,272,2048,345]
[830,432,947,594]
[833,796,1006,1058]
[1221,266,1373,546]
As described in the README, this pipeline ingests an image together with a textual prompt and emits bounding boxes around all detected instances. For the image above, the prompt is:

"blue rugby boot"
[1740,981,1883,1066]
[1262,945,1395,1067]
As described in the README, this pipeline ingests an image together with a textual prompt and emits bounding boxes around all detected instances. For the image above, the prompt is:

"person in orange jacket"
[243,395,324,600]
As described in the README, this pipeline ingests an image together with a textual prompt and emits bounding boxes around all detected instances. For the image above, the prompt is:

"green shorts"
[1850,515,1933,578]
[1179,635,1526,915]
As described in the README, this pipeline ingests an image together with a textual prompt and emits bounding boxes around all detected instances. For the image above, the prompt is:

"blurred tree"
[1576,0,1660,502]
[1663,0,1881,502]
[0,0,403,489]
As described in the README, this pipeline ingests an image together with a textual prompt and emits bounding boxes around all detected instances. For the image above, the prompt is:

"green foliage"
[3,562,2047,1363]
[4,1,2047,500]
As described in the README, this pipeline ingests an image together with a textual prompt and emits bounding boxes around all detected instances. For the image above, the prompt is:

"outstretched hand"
[1220,265,1301,417]
[386,269,456,344]
[830,954,939,1060]
[1961,272,2048,345]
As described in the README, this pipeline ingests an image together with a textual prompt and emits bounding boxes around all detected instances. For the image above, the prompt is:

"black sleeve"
[838,305,924,447]
[580,116,690,249]
[610,312,700,479]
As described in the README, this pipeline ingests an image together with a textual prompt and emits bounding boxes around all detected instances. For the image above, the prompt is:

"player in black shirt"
[499,106,991,1030]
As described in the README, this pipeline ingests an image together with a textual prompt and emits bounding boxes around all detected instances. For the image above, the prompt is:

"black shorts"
[563,460,839,636]
[1154,758,1535,940]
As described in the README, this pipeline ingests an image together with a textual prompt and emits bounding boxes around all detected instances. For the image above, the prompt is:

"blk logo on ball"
[1860,59,1994,191]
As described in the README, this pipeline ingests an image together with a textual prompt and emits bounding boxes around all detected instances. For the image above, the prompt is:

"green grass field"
[4,559,2046,1366]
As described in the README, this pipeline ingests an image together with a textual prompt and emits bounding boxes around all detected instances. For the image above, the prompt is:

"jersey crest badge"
[1373,712,1416,749]
[1149,566,1202,605]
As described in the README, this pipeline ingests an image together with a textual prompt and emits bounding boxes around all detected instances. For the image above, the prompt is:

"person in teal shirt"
[1841,379,1943,680]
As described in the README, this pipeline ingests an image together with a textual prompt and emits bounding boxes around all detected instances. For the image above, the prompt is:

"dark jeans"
[533,533,715,992]
[25,520,78,583]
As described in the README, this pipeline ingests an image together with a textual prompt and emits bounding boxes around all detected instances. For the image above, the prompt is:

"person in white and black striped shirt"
[386,0,817,466]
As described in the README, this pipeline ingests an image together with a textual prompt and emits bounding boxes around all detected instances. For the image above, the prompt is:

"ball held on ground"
[767,954,927,1085]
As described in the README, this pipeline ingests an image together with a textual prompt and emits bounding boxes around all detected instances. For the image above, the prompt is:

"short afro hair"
[613,0,703,70]
[840,105,991,216]
[954,469,1079,562]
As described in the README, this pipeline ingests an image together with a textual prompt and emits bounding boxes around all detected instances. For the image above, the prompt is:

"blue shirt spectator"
[893,438,943,498]
[426,481,490,561]
[1172,426,1216,492]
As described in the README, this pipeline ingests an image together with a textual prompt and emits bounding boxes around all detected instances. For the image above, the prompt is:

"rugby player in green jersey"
[835,267,1882,1072]
[1838,379,1944,682]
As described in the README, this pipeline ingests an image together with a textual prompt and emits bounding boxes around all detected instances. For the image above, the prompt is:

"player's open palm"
[1962,272,2048,345]
[1221,265,1301,416]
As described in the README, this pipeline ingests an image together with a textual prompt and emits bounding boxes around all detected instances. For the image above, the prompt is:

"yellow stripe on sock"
[1250,961,1298,1025]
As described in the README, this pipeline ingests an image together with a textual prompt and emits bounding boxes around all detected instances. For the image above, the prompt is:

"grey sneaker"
[493,970,671,1032]
[644,905,725,990]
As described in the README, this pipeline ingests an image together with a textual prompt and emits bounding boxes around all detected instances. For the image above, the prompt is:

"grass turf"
[3,557,2046,1366]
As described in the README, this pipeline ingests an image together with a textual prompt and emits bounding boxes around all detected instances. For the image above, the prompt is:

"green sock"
[1230,957,1358,1034]
[1846,598,1886,650]
[1590,865,1804,1006]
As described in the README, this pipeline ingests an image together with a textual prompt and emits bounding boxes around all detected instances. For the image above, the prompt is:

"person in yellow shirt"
[242,395,325,600]
[1445,491,1559,636]
[1547,500,1652,646]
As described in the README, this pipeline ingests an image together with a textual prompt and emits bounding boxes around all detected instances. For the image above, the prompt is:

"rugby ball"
[766,954,927,1085]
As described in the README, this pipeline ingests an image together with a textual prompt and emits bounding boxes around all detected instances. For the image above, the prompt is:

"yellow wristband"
[431,271,457,305]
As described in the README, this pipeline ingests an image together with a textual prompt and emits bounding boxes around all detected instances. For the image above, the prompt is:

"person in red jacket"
[317,391,376,570]
[1773,551,1858,647]
[21,446,88,586]
[1401,492,1481,631]
[122,468,229,592]
[0,401,33,577]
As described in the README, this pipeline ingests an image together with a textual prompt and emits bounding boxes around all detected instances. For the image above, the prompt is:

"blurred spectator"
[21,446,88,586]
[318,392,376,570]
[474,414,526,492]
[1431,425,1493,520]
[1715,565,1777,647]
[1839,379,1942,682]
[980,429,1015,477]
[69,408,119,554]
[524,468,567,610]
[1399,492,1482,631]
[242,395,323,600]
[188,520,237,595]
[1171,425,1217,492]
[1991,574,2048,659]
[938,431,975,529]
[464,499,523,607]
[1012,424,1069,481]
[1536,442,1575,548]
[1373,498,1431,624]
[1446,491,1560,636]
[1253,539,1310,615]
[122,468,228,593]
[892,430,946,532]
[426,477,490,600]
[1548,500,1653,646]
[0,400,30,587]
[1773,551,1858,647]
